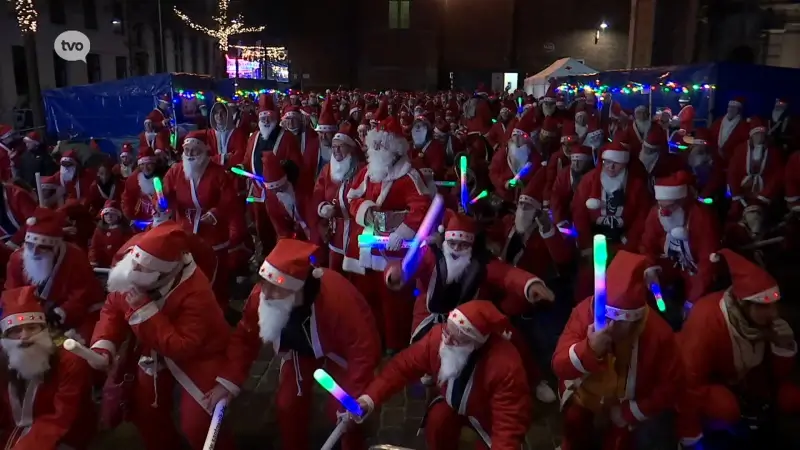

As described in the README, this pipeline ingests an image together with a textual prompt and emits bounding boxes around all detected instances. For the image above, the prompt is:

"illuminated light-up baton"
[650,282,667,312]
[132,220,152,230]
[435,181,456,188]
[459,156,469,211]
[697,197,713,205]
[507,162,533,188]
[63,338,108,369]
[402,194,445,281]
[92,267,110,275]
[314,369,362,450]
[593,235,609,331]
[357,234,417,249]
[469,190,488,204]
[230,167,265,184]
[153,177,168,211]
[202,398,228,450]
[557,226,577,237]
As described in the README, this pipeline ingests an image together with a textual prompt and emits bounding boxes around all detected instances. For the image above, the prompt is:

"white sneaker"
[535,381,557,403]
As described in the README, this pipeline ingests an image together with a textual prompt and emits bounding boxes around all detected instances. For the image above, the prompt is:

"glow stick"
[697,197,713,205]
[650,282,666,312]
[469,190,488,204]
[202,398,228,450]
[245,197,260,203]
[435,181,456,187]
[320,419,349,450]
[93,267,110,274]
[557,226,577,237]
[459,156,468,210]
[593,235,609,331]
[507,162,533,187]
[34,172,45,207]
[132,220,152,230]
[357,234,417,249]
[64,338,108,369]
[313,369,363,417]
[153,177,167,210]
[402,194,445,279]
[230,167,265,183]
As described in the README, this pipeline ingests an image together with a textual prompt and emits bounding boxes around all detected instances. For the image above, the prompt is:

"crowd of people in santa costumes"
[0,81,798,450]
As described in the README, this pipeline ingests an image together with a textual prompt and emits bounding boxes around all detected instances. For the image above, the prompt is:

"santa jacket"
[0,350,96,450]
[544,150,571,205]
[205,127,248,168]
[553,298,683,425]
[710,117,750,166]
[489,214,574,281]
[120,169,157,223]
[488,145,543,203]
[727,142,784,208]
[137,130,170,152]
[312,162,362,267]
[785,151,800,211]
[295,126,324,197]
[87,178,124,216]
[411,139,448,181]
[89,225,133,268]
[90,262,231,413]
[218,269,381,397]
[264,188,313,242]
[237,127,303,203]
[550,168,584,226]
[364,324,531,450]
[0,182,38,249]
[52,171,94,206]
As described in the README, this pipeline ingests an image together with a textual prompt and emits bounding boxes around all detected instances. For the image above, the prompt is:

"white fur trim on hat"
[258,259,304,291]
[448,309,486,343]
[511,128,527,137]
[437,225,445,234]
[264,176,287,190]
[131,245,180,273]
[750,127,766,136]
[138,157,155,165]
[519,195,542,209]
[1,311,46,333]
[144,119,153,124]
[540,129,556,138]
[654,184,687,200]
[282,110,301,120]
[332,132,356,148]
[349,106,363,116]
[605,305,646,322]
[575,111,587,118]
[670,227,688,240]
[312,267,324,278]
[316,124,338,133]
[692,139,707,146]
[586,198,602,210]
[543,96,555,102]
[743,285,780,304]
[101,207,122,217]
[602,149,629,164]
[258,111,270,118]
[570,153,592,162]
[23,136,37,144]
[709,253,720,262]
[444,230,475,243]
[183,138,207,149]
[728,100,742,108]
[25,232,62,247]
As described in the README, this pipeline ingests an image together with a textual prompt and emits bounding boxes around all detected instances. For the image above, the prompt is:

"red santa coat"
[488,146,543,203]
[489,215,574,280]
[219,269,381,394]
[87,178,124,216]
[485,120,511,151]
[296,127,323,196]
[90,264,231,406]
[345,159,432,274]
[0,143,20,182]
[544,150,570,205]
[206,127,248,168]
[0,182,38,249]
[620,122,651,158]
[312,162,363,270]
[727,142,784,209]
[785,150,800,211]
[121,170,157,224]
[640,203,719,302]
[363,325,531,449]
[675,105,696,133]
[237,127,303,203]
[52,171,94,205]
[137,130,170,152]
[710,117,750,166]
[411,139,448,181]
[264,188,312,241]
[0,350,97,450]
[684,153,726,199]
[5,243,104,341]
[571,168,650,252]
[160,162,241,251]
[89,225,133,268]
[553,298,683,424]
[550,168,583,226]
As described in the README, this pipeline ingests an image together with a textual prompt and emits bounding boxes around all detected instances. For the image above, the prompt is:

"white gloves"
[387,231,404,250]
[319,204,335,219]
[610,405,629,428]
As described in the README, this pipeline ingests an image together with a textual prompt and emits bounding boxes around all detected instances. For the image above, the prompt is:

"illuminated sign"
[226,56,262,79]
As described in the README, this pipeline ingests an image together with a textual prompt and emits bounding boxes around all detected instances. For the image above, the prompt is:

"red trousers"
[129,368,235,450]
[212,249,230,308]
[423,402,493,450]
[561,402,633,450]
[352,270,414,352]
[249,202,277,253]
[276,354,366,450]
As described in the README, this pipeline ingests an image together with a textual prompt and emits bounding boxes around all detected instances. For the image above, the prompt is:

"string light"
[230,45,287,62]
[173,0,265,52]
[556,80,716,95]
[174,90,207,100]
[11,0,38,34]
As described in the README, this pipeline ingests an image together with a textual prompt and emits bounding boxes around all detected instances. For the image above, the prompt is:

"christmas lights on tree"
[173,0,265,52]
[12,0,39,34]
[556,80,715,95]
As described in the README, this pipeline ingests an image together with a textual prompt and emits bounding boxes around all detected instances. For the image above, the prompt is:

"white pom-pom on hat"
[437,225,445,234]
[709,253,720,263]
[670,227,688,240]
[26,217,36,226]
[312,267,324,279]
[586,198,602,210]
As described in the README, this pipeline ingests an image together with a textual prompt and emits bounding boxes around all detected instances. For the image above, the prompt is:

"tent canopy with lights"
[523,58,599,97]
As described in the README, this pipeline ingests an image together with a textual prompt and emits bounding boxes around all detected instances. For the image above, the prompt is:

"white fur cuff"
[771,341,797,358]
[395,223,416,240]
[524,278,544,303]
[644,266,662,277]
[540,226,556,239]
[355,201,376,227]
[216,377,242,397]
[318,202,332,218]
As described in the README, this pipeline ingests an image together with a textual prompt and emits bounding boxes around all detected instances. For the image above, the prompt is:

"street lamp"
[596,21,608,44]
[600,21,608,30]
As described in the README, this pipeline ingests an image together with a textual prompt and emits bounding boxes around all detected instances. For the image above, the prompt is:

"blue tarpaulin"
[43,73,214,141]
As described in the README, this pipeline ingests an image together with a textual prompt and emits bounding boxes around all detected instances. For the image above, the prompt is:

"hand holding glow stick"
[202,398,228,450]
[357,234,418,249]
[402,195,445,280]
[650,282,667,312]
[313,369,364,417]
[231,167,265,184]
[593,235,609,331]
[697,197,713,205]
[469,190,488,204]
[64,338,108,369]
[507,162,532,188]
[153,177,168,211]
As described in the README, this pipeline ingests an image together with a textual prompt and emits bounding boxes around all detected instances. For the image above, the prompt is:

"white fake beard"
[366,148,394,182]
[330,155,353,182]
[542,104,556,116]
[259,121,276,140]
[508,142,530,163]
[145,131,157,143]
[575,123,588,136]
[411,128,428,148]
[1,330,55,381]
[437,340,474,386]
[107,252,161,294]
[257,292,295,348]
[23,247,56,286]
[138,171,155,196]
[635,120,651,135]
[182,154,209,184]
[658,207,685,233]
[443,245,472,284]
[515,208,535,234]
[60,166,76,183]
[600,168,627,192]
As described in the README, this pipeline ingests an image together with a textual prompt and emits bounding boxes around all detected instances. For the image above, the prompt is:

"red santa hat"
[315,99,338,133]
[442,213,476,243]
[158,94,171,106]
[262,152,287,189]
[259,239,322,291]
[539,116,559,139]
[371,99,390,125]
[144,109,164,126]
[25,207,65,247]
[1,286,47,334]
[475,83,489,98]
[748,117,766,136]
[728,97,744,109]
[512,109,536,138]
[258,93,277,119]
[570,144,594,163]
[433,118,450,137]
[377,116,409,155]
[23,131,41,144]
[282,105,302,120]
[0,124,14,140]
[60,150,79,166]
[137,147,156,165]
[691,128,711,146]
[413,111,434,127]
[448,300,513,343]
[130,224,188,273]
[708,249,779,303]
[349,99,366,116]
[609,102,626,120]
[654,170,690,201]
[599,142,629,165]
[642,126,667,151]
[333,120,360,149]
[100,199,122,218]
[541,81,558,103]
[121,142,134,156]
[603,251,648,321]
[183,130,209,151]
[39,174,60,191]
[561,121,577,143]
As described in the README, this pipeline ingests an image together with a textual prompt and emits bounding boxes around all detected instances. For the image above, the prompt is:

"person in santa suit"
[146,93,172,128]
[347,98,366,129]
[726,117,784,220]
[345,116,432,353]
[0,286,97,450]
[640,171,719,309]
[0,178,38,250]
[670,95,696,133]
[353,300,531,450]
[87,157,124,216]
[767,97,796,154]
[554,251,683,450]
[208,239,380,450]
[710,97,751,167]
[138,115,171,153]
[683,128,726,201]
[18,131,58,188]
[488,109,542,206]
[432,118,464,168]
[5,207,104,343]
[410,110,448,182]
[157,131,243,306]
[636,125,684,191]
[204,100,247,167]
[598,92,622,136]
[88,225,236,450]
[574,107,605,155]
[121,147,160,230]
[0,124,23,182]
[485,105,515,151]
[676,249,800,449]
[619,105,652,158]
[785,149,800,214]
[536,115,561,163]
[57,198,95,251]
[311,101,335,176]
[282,104,322,201]
[550,144,595,228]
[462,92,494,163]
[543,124,576,208]
[89,200,133,268]
[53,150,93,205]
[313,120,363,272]
[261,152,313,241]
[115,143,136,179]
[535,82,560,124]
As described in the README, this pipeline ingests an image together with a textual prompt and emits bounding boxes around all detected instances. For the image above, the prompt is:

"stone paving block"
[376,426,407,445]
[380,406,408,428]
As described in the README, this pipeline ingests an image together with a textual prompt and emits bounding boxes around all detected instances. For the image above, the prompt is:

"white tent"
[523,58,598,97]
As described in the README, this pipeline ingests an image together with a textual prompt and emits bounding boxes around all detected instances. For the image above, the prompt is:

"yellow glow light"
[173,0,265,52]
[11,0,38,34]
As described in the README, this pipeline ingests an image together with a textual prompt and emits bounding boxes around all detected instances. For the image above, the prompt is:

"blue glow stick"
[313,369,363,417]
[402,194,444,280]
[650,282,666,312]
[593,235,609,331]
[507,162,533,187]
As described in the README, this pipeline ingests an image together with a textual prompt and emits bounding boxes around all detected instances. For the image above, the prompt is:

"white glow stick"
[63,338,108,368]
[202,398,228,450]
[93,267,111,274]
[321,418,349,450]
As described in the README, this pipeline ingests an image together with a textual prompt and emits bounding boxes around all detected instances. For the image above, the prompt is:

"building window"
[134,52,149,76]
[83,0,98,30]
[11,46,28,96]
[49,0,66,25]
[202,40,210,74]
[190,37,198,73]
[86,53,101,83]
[174,32,184,72]
[116,56,128,79]
[154,29,164,73]
[388,0,411,29]
[53,51,68,87]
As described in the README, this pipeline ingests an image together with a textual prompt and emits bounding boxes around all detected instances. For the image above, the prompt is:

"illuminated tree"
[173,0,265,52]
[9,0,44,127]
